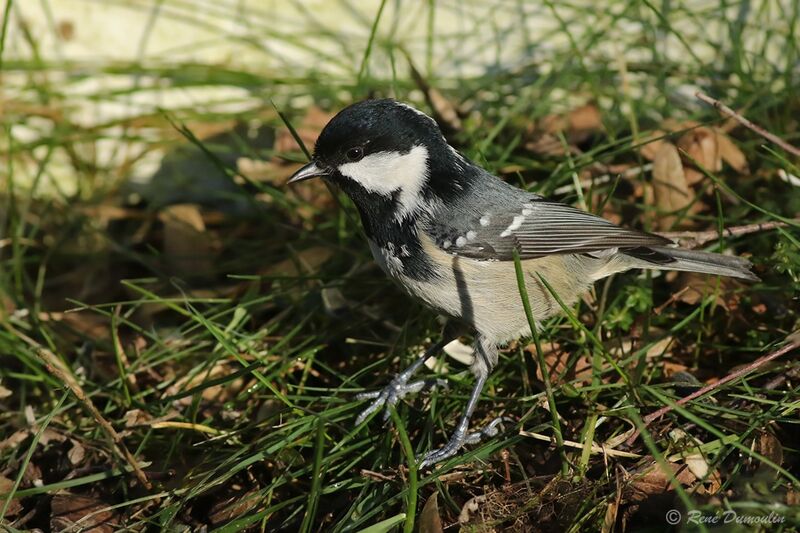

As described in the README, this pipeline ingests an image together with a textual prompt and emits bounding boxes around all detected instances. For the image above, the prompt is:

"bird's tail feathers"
[623,246,759,281]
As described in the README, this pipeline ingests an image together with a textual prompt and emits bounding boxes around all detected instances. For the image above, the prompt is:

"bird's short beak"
[287,161,330,184]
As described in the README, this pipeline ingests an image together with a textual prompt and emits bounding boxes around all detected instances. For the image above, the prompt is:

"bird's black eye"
[345,146,364,162]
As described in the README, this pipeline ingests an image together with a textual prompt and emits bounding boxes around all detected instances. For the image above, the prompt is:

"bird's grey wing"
[425,197,673,261]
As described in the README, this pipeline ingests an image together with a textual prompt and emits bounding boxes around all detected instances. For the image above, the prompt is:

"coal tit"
[288,99,757,468]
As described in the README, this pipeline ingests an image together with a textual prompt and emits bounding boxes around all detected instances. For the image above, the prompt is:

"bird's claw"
[355,376,448,425]
[418,416,511,469]
[464,416,510,445]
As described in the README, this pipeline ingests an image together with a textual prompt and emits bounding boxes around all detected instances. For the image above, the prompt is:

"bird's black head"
[288,99,473,221]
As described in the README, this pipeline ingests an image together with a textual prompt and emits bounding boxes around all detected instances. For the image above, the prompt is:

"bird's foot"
[355,375,448,425]
[418,416,510,469]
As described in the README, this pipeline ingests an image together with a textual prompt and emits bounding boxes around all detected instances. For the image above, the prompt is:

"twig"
[519,430,642,459]
[696,92,800,158]
[7,325,152,489]
[658,219,794,249]
[626,337,800,446]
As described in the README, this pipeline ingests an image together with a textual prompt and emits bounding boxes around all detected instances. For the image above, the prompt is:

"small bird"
[288,99,758,468]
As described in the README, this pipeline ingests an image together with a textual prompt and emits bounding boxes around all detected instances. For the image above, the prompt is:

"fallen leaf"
[209,489,262,525]
[673,272,741,311]
[164,361,242,405]
[458,494,488,524]
[626,462,697,502]
[753,432,783,477]
[67,440,86,465]
[123,409,152,427]
[0,382,11,399]
[524,133,568,156]
[526,103,603,156]
[677,126,721,184]
[0,475,22,518]
[639,130,668,161]
[540,104,604,144]
[51,492,118,532]
[0,293,16,320]
[652,142,695,230]
[61,310,111,342]
[418,492,444,533]
[567,104,604,138]
[0,429,30,451]
[530,342,594,387]
[716,131,748,173]
[683,453,710,479]
[602,499,619,533]
[259,246,334,277]
[538,113,568,133]
[22,462,42,488]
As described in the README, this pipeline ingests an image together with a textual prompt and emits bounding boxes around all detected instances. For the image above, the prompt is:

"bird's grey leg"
[418,336,499,469]
[355,337,451,425]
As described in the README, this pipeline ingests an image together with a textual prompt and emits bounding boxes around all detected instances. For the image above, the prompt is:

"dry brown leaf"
[0,475,22,518]
[0,429,30,451]
[51,492,118,532]
[209,489,262,525]
[164,361,240,405]
[568,104,604,136]
[652,142,695,230]
[754,432,783,476]
[0,382,11,399]
[683,453,710,479]
[639,130,668,161]
[661,360,690,377]
[61,310,111,341]
[673,272,741,311]
[663,119,700,132]
[602,499,619,533]
[39,429,67,445]
[0,293,15,321]
[538,114,567,133]
[259,246,334,277]
[67,440,86,465]
[677,126,722,185]
[540,104,603,143]
[123,409,153,427]
[626,462,697,502]
[160,204,216,279]
[458,494,488,524]
[524,133,567,156]
[419,492,444,533]
[531,344,594,387]
[21,462,42,488]
[527,103,603,156]
[716,131,748,173]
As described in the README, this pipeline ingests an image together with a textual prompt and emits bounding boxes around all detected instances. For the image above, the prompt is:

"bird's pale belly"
[369,234,612,345]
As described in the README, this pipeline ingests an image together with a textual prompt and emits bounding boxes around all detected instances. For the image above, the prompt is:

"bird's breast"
[368,232,602,344]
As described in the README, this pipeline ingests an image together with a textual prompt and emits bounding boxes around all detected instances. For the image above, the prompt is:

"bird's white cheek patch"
[338,145,429,219]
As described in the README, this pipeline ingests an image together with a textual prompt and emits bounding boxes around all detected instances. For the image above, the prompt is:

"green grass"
[2,0,800,531]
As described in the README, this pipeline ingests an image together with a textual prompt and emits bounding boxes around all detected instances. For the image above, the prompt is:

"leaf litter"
[1,79,797,532]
